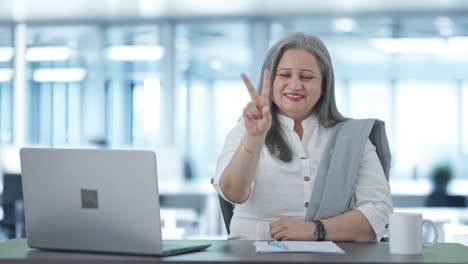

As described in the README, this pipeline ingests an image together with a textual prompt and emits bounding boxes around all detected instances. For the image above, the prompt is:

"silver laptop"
[19,147,210,256]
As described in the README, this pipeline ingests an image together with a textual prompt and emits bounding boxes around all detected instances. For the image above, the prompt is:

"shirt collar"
[277,113,318,131]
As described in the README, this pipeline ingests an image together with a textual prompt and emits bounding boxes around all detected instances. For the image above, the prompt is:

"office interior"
[0,0,467,244]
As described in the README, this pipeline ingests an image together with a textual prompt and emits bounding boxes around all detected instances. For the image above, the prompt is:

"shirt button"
[210,178,214,184]
[304,202,309,208]
[304,176,310,181]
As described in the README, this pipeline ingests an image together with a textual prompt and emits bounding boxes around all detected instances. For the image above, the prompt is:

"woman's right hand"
[241,70,272,138]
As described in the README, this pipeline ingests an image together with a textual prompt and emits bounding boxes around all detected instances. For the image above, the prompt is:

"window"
[175,21,252,178]
[214,80,250,153]
[26,25,98,147]
[349,81,391,121]
[334,80,348,116]
[348,81,392,141]
[394,81,458,179]
[270,16,468,184]
[4,16,468,186]
[463,82,468,155]
[106,25,163,147]
[0,80,13,144]
[132,77,161,146]
[0,26,13,143]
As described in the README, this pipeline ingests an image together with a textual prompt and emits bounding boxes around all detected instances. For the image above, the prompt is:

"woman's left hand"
[269,217,316,241]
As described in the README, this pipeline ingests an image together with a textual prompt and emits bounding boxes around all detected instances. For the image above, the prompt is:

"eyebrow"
[277,68,317,74]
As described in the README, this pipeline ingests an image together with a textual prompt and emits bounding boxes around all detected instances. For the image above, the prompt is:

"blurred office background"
[0,0,467,243]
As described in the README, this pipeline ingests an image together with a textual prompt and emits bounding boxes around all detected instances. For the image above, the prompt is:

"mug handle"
[422,219,438,247]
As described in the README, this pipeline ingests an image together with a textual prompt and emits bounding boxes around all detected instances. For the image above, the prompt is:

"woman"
[212,32,392,241]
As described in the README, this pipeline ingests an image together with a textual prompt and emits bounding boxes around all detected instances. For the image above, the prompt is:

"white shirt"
[212,114,393,241]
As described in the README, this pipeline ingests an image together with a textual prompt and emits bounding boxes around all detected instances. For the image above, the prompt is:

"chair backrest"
[218,196,234,234]
[0,172,25,238]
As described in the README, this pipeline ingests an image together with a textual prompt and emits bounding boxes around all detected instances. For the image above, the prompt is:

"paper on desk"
[253,241,345,254]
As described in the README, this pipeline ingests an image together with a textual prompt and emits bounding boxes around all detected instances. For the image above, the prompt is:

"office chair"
[0,172,26,238]
[218,196,234,234]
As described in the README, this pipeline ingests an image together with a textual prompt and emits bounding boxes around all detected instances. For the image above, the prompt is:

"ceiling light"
[33,68,86,82]
[332,18,358,33]
[26,46,71,61]
[370,38,447,54]
[0,69,13,82]
[0,47,14,62]
[107,45,164,61]
[138,0,164,17]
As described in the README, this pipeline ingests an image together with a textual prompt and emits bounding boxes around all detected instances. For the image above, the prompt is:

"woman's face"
[272,48,322,121]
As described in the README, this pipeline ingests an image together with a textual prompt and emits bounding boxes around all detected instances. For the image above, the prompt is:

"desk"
[0,239,467,264]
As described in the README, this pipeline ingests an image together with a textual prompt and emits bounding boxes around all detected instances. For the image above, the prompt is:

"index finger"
[261,69,270,99]
[241,73,257,99]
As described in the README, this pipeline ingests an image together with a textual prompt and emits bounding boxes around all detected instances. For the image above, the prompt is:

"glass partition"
[394,81,458,179]
[19,16,468,182]
[0,26,13,144]
[463,82,468,156]
[105,25,163,148]
[348,81,392,140]
[26,25,100,147]
[271,16,468,181]
[175,21,252,179]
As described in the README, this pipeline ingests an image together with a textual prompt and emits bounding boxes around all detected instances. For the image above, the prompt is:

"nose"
[289,77,302,90]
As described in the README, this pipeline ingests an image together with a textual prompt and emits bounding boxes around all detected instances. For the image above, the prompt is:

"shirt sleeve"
[354,139,393,242]
[211,121,256,204]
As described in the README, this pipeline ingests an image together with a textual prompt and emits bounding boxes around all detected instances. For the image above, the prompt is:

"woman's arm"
[220,134,265,203]
[270,209,375,241]
[321,209,376,241]
[220,71,272,203]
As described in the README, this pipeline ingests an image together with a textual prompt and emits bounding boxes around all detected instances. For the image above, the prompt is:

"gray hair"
[258,32,347,162]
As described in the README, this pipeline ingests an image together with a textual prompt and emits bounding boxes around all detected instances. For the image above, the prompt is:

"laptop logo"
[81,189,99,209]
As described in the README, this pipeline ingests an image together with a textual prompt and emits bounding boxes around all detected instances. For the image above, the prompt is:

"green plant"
[431,165,452,185]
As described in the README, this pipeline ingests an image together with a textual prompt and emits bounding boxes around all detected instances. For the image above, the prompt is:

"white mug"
[389,212,438,255]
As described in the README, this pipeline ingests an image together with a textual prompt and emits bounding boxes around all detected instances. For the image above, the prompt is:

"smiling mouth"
[284,93,305,99]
